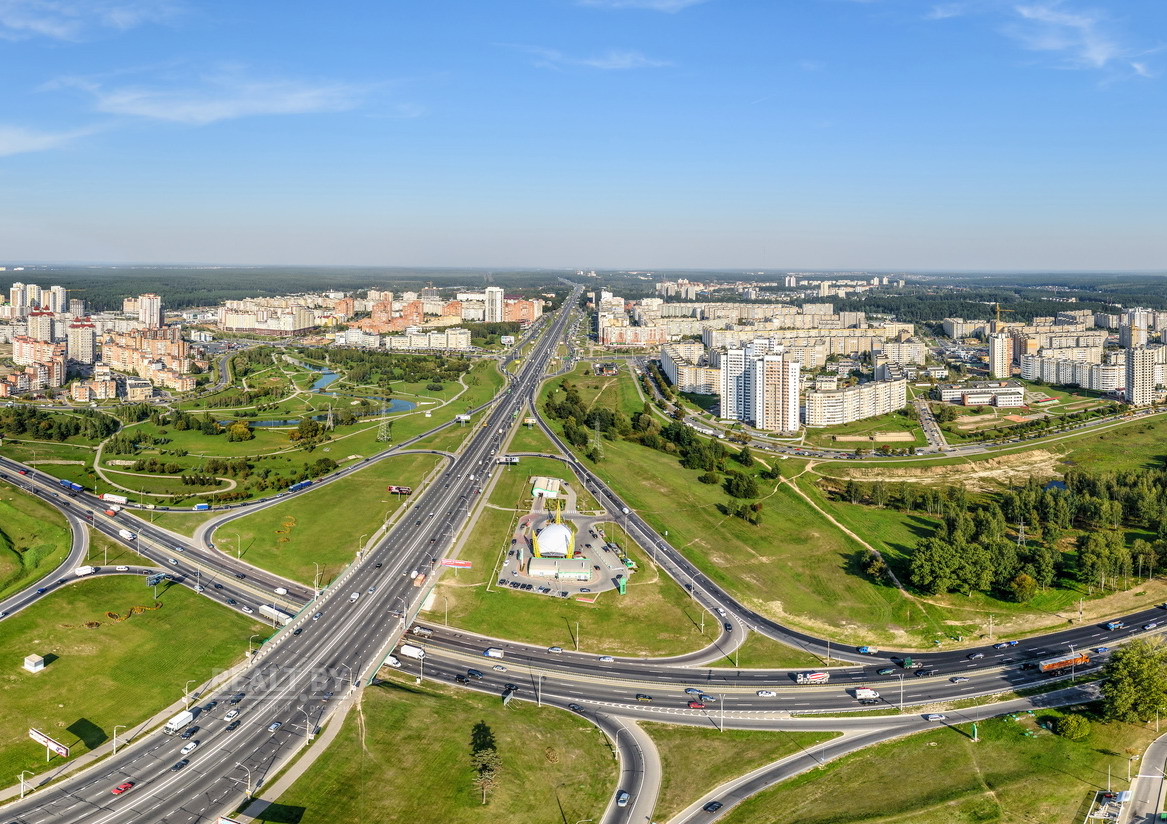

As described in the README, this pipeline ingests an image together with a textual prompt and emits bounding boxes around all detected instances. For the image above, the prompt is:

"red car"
[687,700,706,709]
[17,469,28,475]
[111,781,135,795]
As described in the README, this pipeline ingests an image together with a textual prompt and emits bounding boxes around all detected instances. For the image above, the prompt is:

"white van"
[349,592,360,603]
[274,587,288,596]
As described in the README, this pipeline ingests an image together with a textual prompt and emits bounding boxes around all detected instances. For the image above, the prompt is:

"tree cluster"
[0,406,119,442]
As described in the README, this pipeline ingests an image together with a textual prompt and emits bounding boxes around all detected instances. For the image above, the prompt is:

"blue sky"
[1,0,1164,269]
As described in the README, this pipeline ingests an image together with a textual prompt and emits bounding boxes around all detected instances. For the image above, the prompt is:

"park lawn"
[410,412,485,453]
[227,451,443,585]
[0,483,72,600]
[0,575,263,781]
[722,709,1157,824]
[706,632,841,670]
[1056,414,1167,472]
[568,435,930,645]
[99,469,227,497]
[259,674,613,824]
[508,422,562,455]
[0,439,97,467]
[433,459,718,656]
[85,528,141,566]
[644,724,839,821]
[142,509,219,538]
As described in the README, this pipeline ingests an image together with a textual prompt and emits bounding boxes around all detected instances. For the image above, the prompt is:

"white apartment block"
[1020,355,1122,392]
[803,379,907,427]
[659,342,720,395]
[988,332,1011,379]
[1126,346,1158,406]
[718,345,800,432]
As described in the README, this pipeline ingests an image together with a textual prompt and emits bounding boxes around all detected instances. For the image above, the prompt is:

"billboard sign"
[440,559,472,569]
[29,728,69,758]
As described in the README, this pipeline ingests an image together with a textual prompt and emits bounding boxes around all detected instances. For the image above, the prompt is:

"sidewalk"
[1124,730,1167,823]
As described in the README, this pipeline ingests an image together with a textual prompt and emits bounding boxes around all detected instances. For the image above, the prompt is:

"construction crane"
[991,301,1017,332]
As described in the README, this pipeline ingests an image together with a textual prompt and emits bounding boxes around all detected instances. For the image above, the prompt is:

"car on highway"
[1145,622,1159,631]
[225,709,240,720]
[36,587,46,594]
[950,677,970,683]
[111,781,135,795]
[503,683,520,692]
[756,690,776,697]
[312,612,322,621]
[598,656,614,663]
[687,700,706,709]
[547,646,563,654]
[115,565,129,571]
[467,669,484,680]
[227,598,238,606]
[635,693,652,702]
[925,714,947,721]
[877,667,895,676]
[455,674,469,684]
[171,759,189,772]
[567,703,584,713]
[1095,647,1110,654]
[993,641,1018,649]
[241,606,254,614]
[225,720,241,732]
[704,801,724,812]
[967,652,984,660]
[616,791,630,808]
[167,558,178,566]
[180,727,198,739]
[180,741,199,755]
[386,655,402,668]
[292,627,303,636]
[685,687,702,695]
[723,622,733,632]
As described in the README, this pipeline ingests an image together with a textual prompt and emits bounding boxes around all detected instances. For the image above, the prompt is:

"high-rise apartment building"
[138,293,163,328]
[988,332,1011,379]
[484,287,505,323]
[8,283,26,316]
[1125,346,1157,406]
[26,309,55,342]
[48,285,67,313]
[67,320,97,364]
[68,298,86,316]
[1120,323,1148,349]
[24,283,41,308]
[750,353,801,432]
[718,347,751,421]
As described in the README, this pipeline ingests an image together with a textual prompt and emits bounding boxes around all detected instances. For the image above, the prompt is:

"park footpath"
[1123,730,1167,823]
[0,655,255,804]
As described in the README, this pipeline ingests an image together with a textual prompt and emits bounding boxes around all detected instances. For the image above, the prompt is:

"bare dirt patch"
[819,450,1064,491]
[833,432,915,443]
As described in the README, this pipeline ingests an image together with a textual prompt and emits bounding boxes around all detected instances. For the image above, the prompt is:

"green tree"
[1101,640,1167,723]
[1052,713,1091,741]
[735,445,755,467]
[1008,572,1037,603]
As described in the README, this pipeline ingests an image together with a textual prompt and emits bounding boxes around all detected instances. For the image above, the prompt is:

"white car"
[241,606,254,614]
[598,656,615,663]
[756,690,776,697]
[180,741,199,755]
[224,709,239,720]
[492,664,507,672]
[115,565,129,572]
[547,646,563,654]
[925,713,946,722]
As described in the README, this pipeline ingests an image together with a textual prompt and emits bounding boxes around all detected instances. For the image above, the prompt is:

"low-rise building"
[803,379,907,427]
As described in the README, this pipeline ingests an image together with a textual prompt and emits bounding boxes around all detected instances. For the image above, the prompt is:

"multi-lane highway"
[0,285,582,824]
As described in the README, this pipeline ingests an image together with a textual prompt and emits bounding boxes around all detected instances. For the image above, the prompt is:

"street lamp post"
[338,663,352,688]
[231,530,241,560]
[442,596,449,627]
[113,724,126,754]
[183,679,196,708]
[301,707,314,743]
[357,533,367,559]
[313,562,321,600]
[18,770,33,799]
[249,634,261,657]
[537,674,544,708]
[897,675,905,711]
[236,763,253,797]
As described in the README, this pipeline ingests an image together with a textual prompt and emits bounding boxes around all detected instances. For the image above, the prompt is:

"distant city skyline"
[1,0,1164,269]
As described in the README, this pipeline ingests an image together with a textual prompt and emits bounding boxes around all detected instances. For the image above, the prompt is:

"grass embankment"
[508,422,563,455]
[259,674,613,824]
[708,631,841,669]
[144,509,220,538]
[644,724,839,821]
[227,452,443,585]
[723,708,1158,824]
[0,576,263,780]
[433,457,717,656]
[802,410,926,449]
[0,483,72,600]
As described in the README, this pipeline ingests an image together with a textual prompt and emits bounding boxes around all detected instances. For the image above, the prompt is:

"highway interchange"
[0,285,1163,823]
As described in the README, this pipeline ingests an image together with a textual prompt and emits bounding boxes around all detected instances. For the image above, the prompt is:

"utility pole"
[575,620,580,652]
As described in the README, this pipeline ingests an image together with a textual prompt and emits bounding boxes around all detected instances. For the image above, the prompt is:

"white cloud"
[576,0,708,11]
[1008,2,1133,71]
[925,3,966,20]
[55,71,367,125]
[0,0,178,41]
[0,124,94,156]
[510,45,670,71]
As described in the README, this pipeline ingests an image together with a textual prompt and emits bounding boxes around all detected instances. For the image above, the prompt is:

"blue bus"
[288,480,314,493]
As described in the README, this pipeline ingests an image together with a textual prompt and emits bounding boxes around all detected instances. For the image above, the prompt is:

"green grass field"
[644,724,838,820]
[722,708,1157,824]
[508,422,562,455]
[433,457,718,656]
[226,451,443,585]
[0,575,263,780]
[707,631,840,669]
[143,509,220,537]
[803,410,926,448]
[259,674,613,824]
[0,483,72,600]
